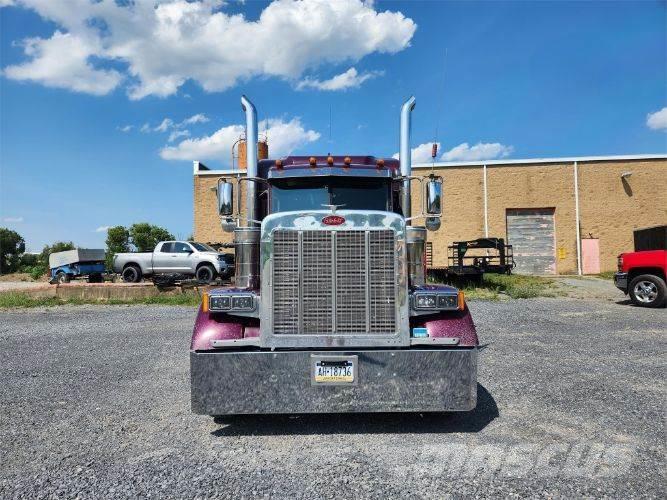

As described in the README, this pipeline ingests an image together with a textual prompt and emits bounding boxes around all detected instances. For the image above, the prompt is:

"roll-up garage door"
[506,208,556,275]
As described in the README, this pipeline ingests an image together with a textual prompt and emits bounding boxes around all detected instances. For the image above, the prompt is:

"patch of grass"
[595,271,616,280]
[439,273,560,300]
[0,292,201,309]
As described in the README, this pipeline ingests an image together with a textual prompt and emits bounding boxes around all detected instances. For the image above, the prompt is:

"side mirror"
[217,179,233,216]
[425,178,442,216]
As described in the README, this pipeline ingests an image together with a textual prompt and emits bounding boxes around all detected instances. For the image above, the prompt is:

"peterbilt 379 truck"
[190,96,479,415]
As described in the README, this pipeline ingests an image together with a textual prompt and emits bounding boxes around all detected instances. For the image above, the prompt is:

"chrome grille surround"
[260,210,409,348]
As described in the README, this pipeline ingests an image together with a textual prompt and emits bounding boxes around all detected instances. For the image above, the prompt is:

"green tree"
[0,228,25,274]
[105,225,130,268]
[129,223,174,252]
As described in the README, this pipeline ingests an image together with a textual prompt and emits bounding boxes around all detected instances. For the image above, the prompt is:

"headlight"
[415,294,437,309]
[208,294,255,312]
[437,294,458,309]
[209,295,231,311]
[414,292,460,310]
[231,295,254,311]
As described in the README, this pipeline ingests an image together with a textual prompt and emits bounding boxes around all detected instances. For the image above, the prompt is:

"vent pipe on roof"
[241,95,258,227]
[400,96,416,219]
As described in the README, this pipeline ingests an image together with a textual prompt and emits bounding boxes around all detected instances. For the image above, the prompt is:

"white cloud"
[160,117,320,163]
[297,67,383,91]
[181,113,209,125]
[3,0,416,99]
[117,124,133,133]
[3,30,123,95]
[140,123,151,133]
[154,118,174,133]
[440,142,514,161]
[646,107,667,130]
[168,129,191,143]
[393,141,514,163]
[3,216,24,223]
[94,225,110,233]
[392,142,440,163]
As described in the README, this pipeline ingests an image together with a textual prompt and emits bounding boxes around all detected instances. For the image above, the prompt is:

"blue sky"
[1,0,665,252]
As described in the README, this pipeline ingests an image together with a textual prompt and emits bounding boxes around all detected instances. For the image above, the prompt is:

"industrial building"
[193,142,666,274]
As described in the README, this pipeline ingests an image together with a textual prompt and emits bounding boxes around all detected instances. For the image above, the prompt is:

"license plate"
[311,355,357,385]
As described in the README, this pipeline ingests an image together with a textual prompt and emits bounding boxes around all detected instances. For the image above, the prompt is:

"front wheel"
[629,274,666,308]
[196,264,216,284]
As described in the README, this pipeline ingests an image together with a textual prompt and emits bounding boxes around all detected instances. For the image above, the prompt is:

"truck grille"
[272,229,396,335]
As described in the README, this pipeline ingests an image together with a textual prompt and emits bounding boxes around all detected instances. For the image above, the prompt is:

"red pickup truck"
[614,226,667,308]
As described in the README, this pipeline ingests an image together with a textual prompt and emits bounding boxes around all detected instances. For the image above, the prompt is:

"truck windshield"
[190,242,216,252]
[271,178,390,212]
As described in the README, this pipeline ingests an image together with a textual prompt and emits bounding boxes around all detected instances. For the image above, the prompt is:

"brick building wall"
[194,155,666,274]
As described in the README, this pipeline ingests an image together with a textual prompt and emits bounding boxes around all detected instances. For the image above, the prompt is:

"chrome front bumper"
[190,348,477,415]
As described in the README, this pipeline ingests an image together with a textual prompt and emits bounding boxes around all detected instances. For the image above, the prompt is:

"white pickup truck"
[112,241,233,283]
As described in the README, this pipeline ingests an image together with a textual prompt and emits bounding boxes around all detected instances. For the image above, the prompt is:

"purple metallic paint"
[410,283,479,347]
[409,306,478,347]
[190,287,260,351]
[191,283,478,350]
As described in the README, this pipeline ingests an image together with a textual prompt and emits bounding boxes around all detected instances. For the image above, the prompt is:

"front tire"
[629,274,666,308]
[196,264,216,284]
[122,265,142,283]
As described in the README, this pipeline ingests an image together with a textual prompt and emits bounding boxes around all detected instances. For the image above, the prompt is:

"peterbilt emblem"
[322,215,345,226]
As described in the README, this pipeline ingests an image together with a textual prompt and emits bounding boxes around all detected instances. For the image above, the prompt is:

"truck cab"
[190,96,479,415]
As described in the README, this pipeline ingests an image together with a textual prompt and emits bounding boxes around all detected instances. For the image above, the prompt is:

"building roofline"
[413,153,667,169]
[194,154,666,176]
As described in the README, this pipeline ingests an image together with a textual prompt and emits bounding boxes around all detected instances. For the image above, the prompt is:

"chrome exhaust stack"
[400,96,416,219]
[235,95,260,289]
[399,96,427,286]
[241,95,258,227]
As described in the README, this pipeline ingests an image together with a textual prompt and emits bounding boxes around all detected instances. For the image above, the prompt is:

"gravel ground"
[0,299,665,498]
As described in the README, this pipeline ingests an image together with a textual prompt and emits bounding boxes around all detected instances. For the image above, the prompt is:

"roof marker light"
[309,157,317,167]
[344,157,351,167]
[327,156,334,165]
[376,158,385,169]
[275,159,283,169]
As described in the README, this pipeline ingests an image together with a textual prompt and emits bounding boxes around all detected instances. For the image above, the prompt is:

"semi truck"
[190,96,479,415]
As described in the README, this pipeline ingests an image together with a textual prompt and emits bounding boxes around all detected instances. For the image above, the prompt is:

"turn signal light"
[201,292,209,313]
[457,291,465,311]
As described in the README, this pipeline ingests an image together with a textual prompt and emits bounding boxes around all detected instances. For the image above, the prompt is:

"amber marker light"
[309,156,317,167]
[201,292,209,313]
[376,158,385,169]
[275,159,283,169]
[344,156,352,167]
[457,291,466,311]
[327,156,334,165]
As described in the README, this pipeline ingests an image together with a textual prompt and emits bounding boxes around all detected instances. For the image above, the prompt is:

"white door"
[171,242,194,272]
[152,242,177,273]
